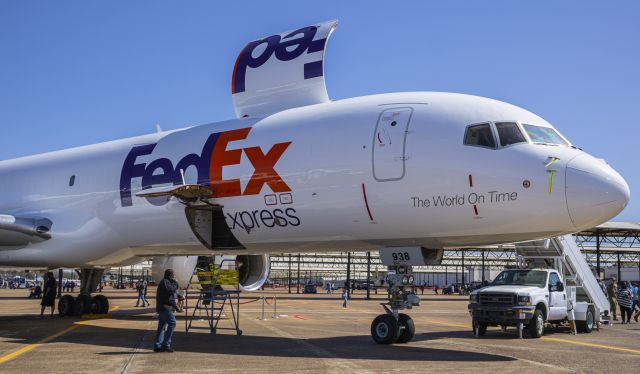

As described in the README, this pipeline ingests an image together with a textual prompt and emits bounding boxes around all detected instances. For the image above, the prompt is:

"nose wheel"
[371,314,400,344]
[396,313,415,343]
[370,313,415,344]
[370,263,419,344]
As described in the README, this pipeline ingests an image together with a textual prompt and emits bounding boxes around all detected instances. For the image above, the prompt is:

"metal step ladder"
[515,235,610,319]
[184,258,242,335]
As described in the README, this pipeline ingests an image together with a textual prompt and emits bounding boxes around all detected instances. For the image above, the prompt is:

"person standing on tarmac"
[608,277,618,321]
[154,269,179,352]
[617,281,633,324]
[135,280,150,307]
[342,288,349,308]
[40,272,57,319]
[631,282,640,322]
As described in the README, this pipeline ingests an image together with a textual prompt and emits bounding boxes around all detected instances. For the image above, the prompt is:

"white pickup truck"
[468,268,597,338]
[468,236,610,338]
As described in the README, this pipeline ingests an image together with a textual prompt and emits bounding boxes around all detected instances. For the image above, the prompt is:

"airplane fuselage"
[0,92,629,268]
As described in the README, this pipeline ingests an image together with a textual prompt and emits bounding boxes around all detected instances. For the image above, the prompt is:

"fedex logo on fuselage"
[119,127,291,207]
[232,25,326,94]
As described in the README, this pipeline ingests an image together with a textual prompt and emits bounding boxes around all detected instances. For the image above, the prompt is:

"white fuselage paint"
[0,92,629,267]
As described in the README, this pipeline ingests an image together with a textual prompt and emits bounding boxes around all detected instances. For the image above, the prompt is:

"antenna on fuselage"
[156,123,163,133]
[180,169,186,185]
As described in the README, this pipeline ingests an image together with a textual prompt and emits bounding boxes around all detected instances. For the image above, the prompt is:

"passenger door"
[372,107,413,181]
[547,272,567,320]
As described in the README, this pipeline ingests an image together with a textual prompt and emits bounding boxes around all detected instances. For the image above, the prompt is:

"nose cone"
[565,154,630,230]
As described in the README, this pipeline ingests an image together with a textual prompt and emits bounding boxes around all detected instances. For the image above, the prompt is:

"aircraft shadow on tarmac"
[91,309,577,340]
[0,311,516,362]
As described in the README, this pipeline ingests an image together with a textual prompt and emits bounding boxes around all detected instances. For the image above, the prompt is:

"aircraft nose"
[565,154,630,230]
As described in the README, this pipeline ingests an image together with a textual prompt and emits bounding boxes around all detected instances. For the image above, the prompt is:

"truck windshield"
[491,270,547,288]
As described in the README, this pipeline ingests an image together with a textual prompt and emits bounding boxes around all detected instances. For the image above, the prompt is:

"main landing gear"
[58,268,109,316]
[371,264,419,344]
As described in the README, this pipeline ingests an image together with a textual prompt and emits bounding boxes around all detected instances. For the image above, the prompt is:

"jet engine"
[151,256,199,288]
[151,254,270,291]
[235,254,270,291]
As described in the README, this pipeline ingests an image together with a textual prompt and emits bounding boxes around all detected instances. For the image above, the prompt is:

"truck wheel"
[371,314,400,344]
[472,318,487,336]
[576,307,595,334]
[396,314,415,343]
[528,309,544,338]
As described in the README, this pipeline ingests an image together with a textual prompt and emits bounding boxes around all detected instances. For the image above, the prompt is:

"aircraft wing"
[0,214,52,248]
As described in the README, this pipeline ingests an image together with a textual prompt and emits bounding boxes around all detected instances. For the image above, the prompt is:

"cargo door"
[372,107,413,181]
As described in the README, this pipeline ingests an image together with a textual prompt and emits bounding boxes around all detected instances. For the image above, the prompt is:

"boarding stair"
[184,258,242,335]
[514,234,610,320]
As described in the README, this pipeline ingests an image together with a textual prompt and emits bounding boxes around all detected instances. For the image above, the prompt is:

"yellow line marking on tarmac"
[425,319,640,355]
[426,320,469,329]
[0,324,80,365]
[0,306,121,365]
[541,337,640,355]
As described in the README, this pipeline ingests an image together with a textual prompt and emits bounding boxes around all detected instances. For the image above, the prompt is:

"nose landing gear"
[370,264,419,344]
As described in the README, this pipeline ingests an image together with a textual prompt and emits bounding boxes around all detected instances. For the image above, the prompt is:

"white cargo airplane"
[0,21,630,343]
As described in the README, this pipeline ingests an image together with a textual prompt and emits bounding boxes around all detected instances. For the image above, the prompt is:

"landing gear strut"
[370,264,419,344]
[58,268,109,316]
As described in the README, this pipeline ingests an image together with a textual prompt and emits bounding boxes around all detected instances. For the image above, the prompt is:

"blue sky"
[1,1,638,220]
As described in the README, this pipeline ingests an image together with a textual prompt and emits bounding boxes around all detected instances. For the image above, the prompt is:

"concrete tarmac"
[0,287,639,373]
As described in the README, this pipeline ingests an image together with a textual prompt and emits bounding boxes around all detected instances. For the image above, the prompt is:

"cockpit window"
[523,124,568,146]
[495,122,526,147]
[464,123,496,148]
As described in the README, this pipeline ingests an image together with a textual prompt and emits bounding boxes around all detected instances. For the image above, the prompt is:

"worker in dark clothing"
[40,272,57,319]
[154,269,179,352]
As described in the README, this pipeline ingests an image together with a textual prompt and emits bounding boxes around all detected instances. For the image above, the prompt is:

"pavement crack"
[120,320,154,374]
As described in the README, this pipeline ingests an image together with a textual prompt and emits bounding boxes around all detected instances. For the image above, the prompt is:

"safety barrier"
[259,295,278,320]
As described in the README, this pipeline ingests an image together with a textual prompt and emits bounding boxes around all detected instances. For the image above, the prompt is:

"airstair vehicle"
[469,234,611,339]
[514,234,610,325]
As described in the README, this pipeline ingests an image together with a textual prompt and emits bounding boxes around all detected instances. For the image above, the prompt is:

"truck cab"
[468,236,609,338]
[468,269,568,338]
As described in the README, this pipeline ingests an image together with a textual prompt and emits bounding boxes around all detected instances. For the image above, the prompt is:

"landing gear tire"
[576,306,595,334]
[472,318,487,337]
[58,295,75,316]
[92,295,109,314]
[528,309,545,338]
[72,294,92,316]
[396,314,415,343]
[371,314,400,344]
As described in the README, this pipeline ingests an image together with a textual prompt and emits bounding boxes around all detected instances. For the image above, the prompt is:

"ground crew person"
[608,277,618,321]
[154,269,179,352]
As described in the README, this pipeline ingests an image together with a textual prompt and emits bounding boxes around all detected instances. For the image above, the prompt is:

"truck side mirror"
[557,282,564,292]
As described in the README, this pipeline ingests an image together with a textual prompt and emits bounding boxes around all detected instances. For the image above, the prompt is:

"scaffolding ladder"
[184,259,242,336]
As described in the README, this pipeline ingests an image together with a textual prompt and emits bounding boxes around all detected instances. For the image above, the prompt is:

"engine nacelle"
[151,256,198,287]
[235,254,270,291]
[151,254,270,291]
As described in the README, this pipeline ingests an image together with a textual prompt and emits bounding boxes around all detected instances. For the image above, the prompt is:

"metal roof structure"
[269,221,640,282]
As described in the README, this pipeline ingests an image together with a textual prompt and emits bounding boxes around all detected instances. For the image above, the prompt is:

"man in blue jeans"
[154,269,179,352]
